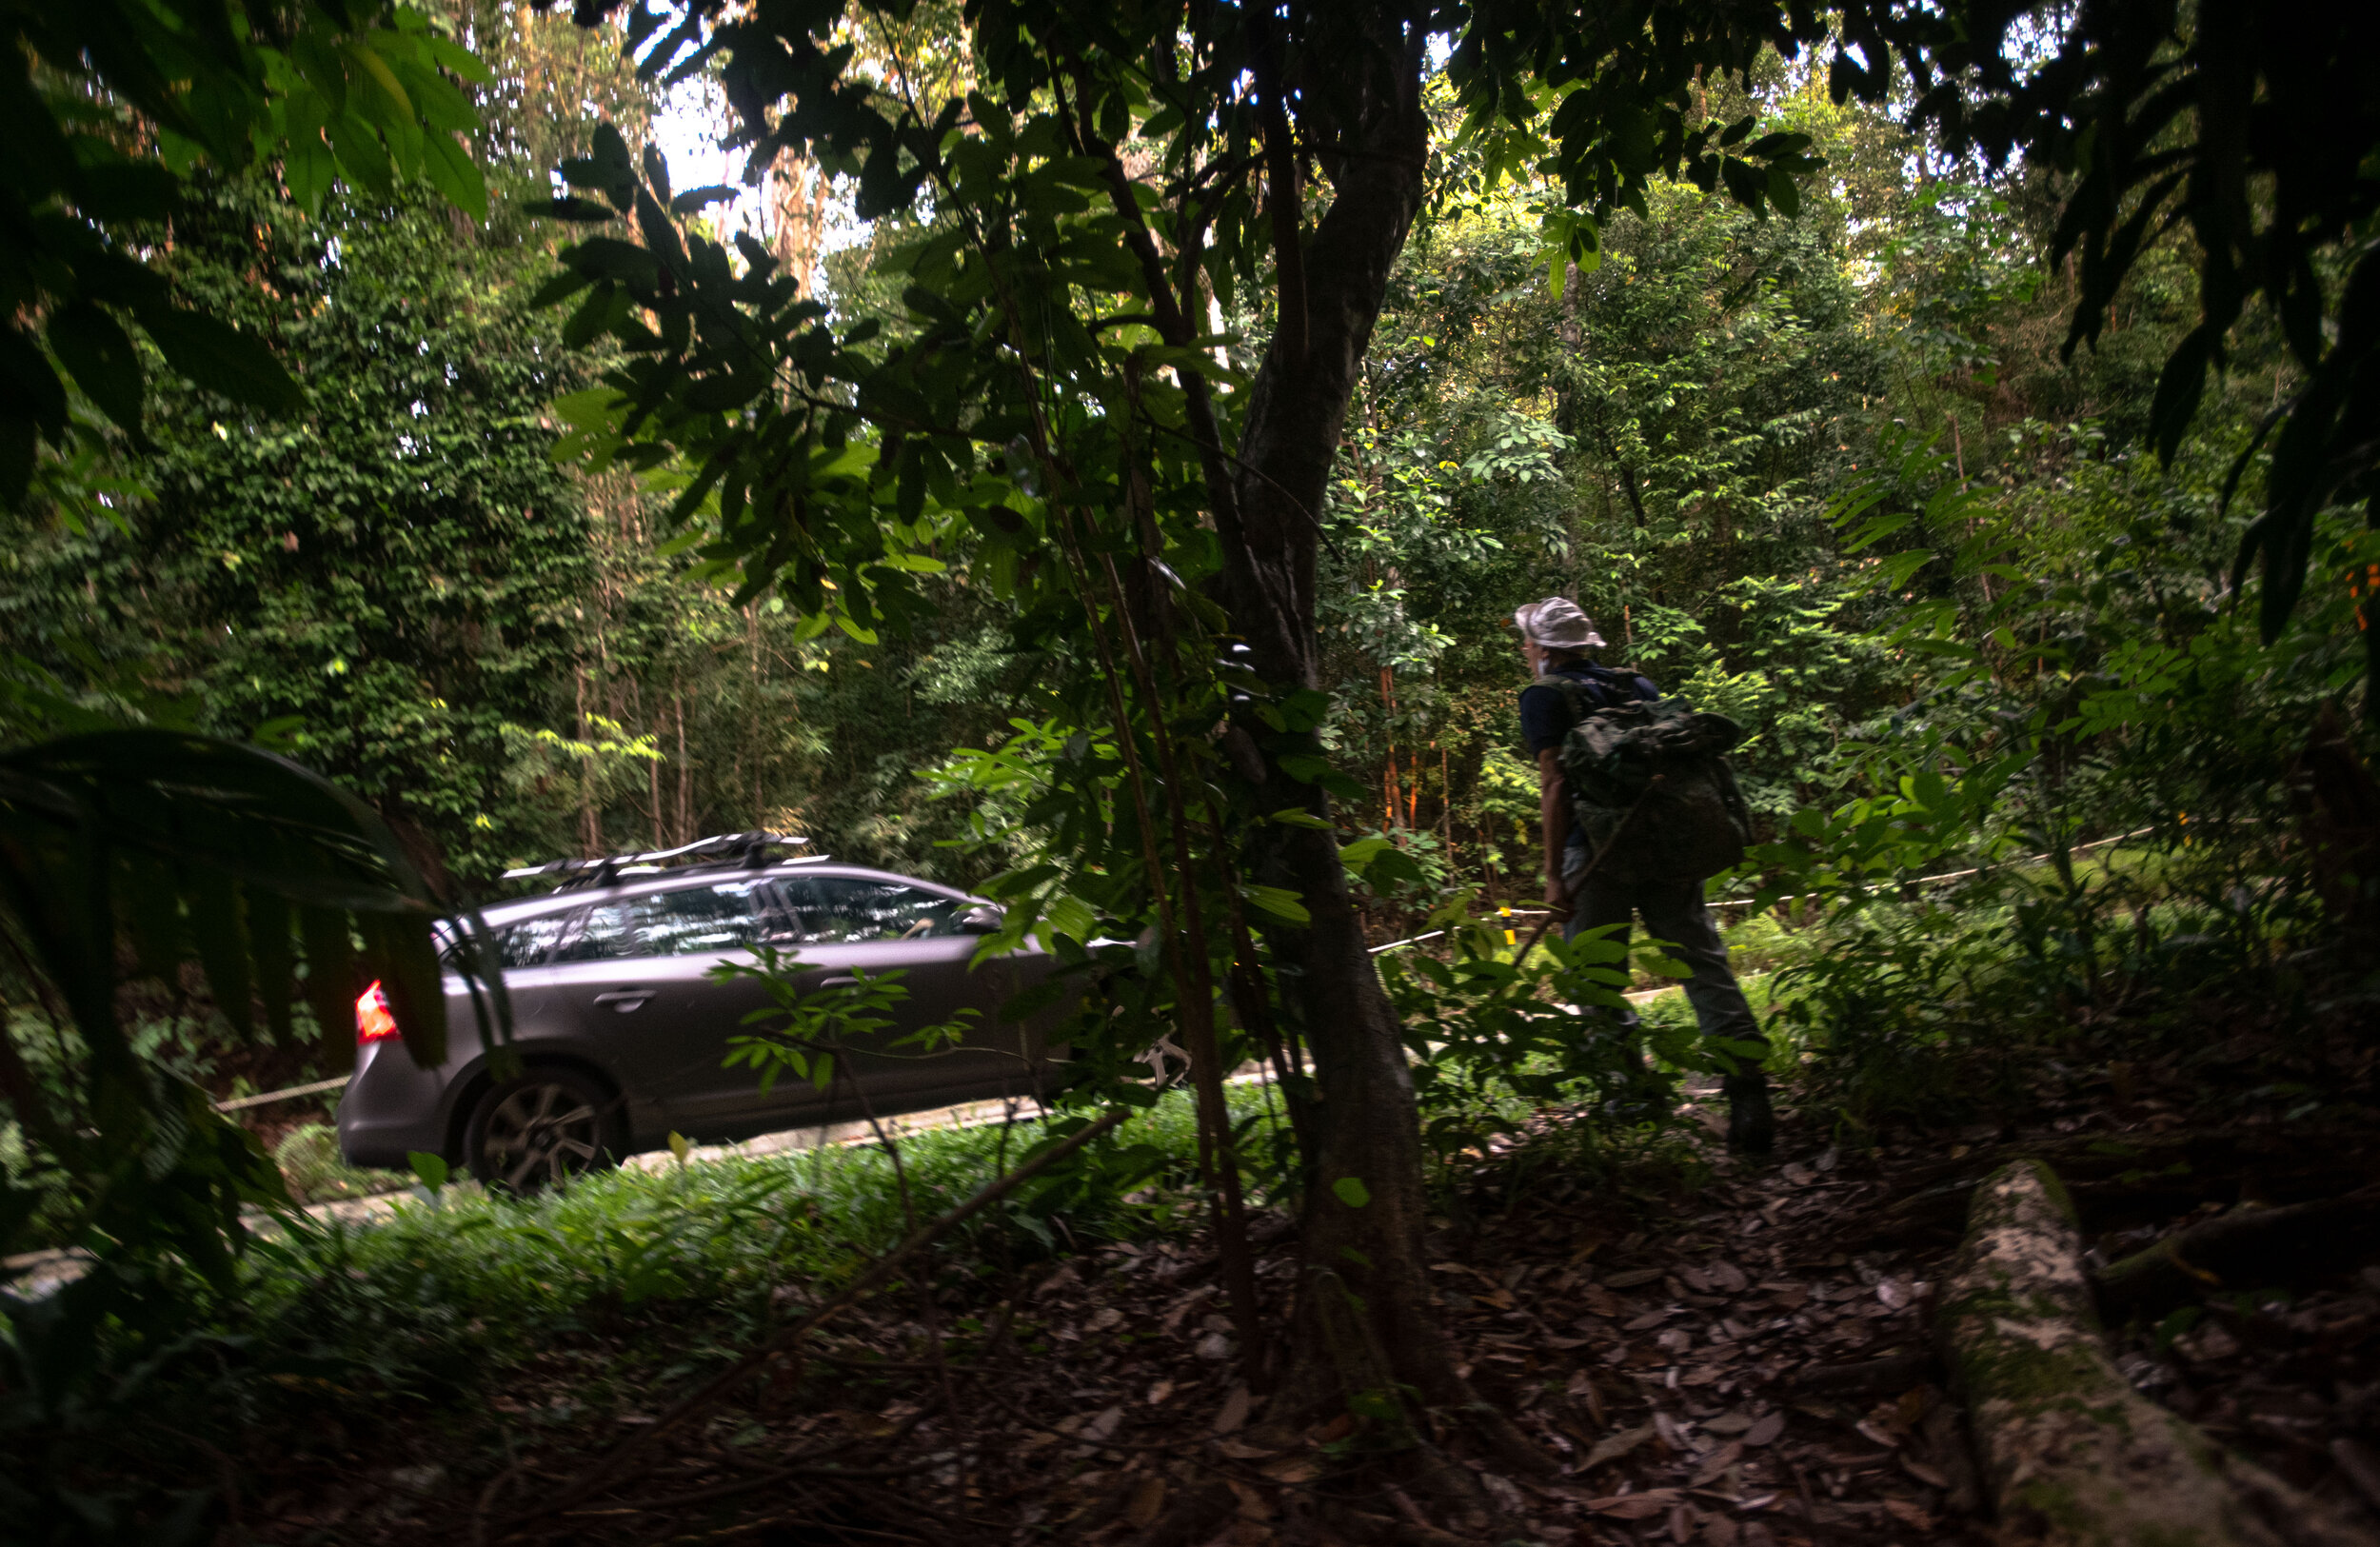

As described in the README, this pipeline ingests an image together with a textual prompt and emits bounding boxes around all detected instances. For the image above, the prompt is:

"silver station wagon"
[335,836,1065,1189]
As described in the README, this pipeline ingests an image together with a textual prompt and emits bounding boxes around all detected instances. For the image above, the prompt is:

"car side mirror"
[954,905,1003,936]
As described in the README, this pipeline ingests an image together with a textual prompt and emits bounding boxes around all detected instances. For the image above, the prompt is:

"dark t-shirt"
[1518,662,1660,754]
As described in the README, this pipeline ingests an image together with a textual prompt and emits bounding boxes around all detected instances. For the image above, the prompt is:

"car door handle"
[815,977,860,989]
[593,988,655,1011]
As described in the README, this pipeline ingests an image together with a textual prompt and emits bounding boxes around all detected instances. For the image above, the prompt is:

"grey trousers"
[1561,842,1766,1060]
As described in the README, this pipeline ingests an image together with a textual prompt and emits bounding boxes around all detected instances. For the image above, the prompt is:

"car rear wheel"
[465,1067,620,1192]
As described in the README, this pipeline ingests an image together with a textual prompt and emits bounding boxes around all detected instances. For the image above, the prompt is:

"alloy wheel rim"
[482,1082,600,1189]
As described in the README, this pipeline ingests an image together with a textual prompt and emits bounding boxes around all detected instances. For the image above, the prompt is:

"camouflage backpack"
[1537,676,1754,885]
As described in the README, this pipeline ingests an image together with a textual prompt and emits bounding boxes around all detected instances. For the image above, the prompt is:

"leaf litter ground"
[232,1039,2380,1546]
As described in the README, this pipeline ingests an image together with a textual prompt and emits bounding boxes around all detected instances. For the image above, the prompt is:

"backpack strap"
[1536,664,1652,713]
[1531,672,1607,722]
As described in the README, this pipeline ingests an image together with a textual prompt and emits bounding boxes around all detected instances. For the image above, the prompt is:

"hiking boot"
[1724,1073,1775,1154]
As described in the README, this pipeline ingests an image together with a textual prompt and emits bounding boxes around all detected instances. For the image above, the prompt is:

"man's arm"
[1537,747,1571,912]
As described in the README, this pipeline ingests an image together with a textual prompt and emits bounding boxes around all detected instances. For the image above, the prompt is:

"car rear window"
[777,877,965,942]
[553,882,770,961]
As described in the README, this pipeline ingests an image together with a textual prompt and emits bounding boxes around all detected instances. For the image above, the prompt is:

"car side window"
[552,883,768,962]
[777,877,965,942]
[497,914,573,967]
[439,913,572,972]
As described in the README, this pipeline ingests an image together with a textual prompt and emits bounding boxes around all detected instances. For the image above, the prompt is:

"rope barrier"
[212,1075,349,1113]
[1364,826,2161,959]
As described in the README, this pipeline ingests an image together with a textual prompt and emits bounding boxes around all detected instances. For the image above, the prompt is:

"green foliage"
[716,946,981,1095]
[1843,0,2380,648]
[0,1088,1261,1542]
[1380,892,1703,1177]
[1751,415,2371,1135]
[0,731,473,1273]
[3,0,491,500]
[272,1123,387,1204]
[92,182,595,879]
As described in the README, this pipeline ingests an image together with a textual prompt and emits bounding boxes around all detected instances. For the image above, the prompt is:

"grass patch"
[228,1084,1283,1374]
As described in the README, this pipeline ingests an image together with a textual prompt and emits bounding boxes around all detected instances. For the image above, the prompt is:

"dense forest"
[5,1,2378,1544]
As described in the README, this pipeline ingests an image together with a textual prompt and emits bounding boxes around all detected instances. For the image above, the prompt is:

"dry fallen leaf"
[1744,1412,1785,1447]
[1883,1497,1934,1530]
[1212,1383,1252,1436]
[1900,1455,1950,1488]
[1708,1259,1751,1294]
[1582,1422,1658,1470]
[1587,1487,1682,1518]
[1690,1441,1745,1487]
[1145,1379,1175,1406]
[1227,1478,1274,1520]
[1082,1405,1123,1444]
[1606,1267,1667,1289]
[1701,1412,1755,1436]
[1261,1454,1321,1484]
[1124,1476,1167,1528]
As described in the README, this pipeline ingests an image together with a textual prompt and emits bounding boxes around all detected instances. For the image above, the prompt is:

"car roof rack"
[502,831,819,891]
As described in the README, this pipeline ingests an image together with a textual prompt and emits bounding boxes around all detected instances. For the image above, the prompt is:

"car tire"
[464,1066,623,1192]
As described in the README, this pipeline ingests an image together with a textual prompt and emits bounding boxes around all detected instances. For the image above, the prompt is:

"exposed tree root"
[1872,1126,2380,1246]
[1794,1350,1943,1395]
[2092,1182,2380,1323]
[1941,1160,2378,1547]
[1130,1478,1238,1547]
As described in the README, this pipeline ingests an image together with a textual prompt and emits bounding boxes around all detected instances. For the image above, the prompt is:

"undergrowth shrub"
[1,1086,1272,1540]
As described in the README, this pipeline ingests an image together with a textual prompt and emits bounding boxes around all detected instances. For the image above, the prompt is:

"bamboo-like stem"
[921,54,1266,1390]
[1091,545,1265,1385]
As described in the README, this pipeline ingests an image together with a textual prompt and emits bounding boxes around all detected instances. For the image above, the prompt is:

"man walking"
[1513,596,1774,1152]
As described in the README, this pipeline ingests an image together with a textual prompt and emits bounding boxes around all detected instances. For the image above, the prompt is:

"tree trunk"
[1210,5,1509,1438]
[768,149,827,298]
[1941,1160,2374,1547]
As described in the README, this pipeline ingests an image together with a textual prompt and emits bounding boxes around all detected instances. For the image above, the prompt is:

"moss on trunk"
[1940,1160,2373,1547]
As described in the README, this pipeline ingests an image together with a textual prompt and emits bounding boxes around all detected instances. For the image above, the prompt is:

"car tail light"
[355,981,400,1044]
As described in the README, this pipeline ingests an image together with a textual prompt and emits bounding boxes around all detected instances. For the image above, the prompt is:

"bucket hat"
[1513,596,1606,652]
